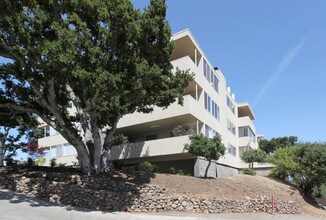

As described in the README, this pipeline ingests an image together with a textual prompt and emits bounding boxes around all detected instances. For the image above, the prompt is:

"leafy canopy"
[259,136,298,154]
[267,143,326,199]
[0,0,193,173]
[0,111,40,166]
[241,149,266,169]
[184,134,226,161]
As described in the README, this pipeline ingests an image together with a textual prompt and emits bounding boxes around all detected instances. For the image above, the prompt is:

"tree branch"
[0,103,38,114]
[66,84,90,134]
[0,40,26,70]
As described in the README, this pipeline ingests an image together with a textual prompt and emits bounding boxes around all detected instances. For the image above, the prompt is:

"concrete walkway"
[0,189,324,220]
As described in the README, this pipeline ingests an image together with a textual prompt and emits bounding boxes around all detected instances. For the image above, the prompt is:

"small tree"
[241,149,266,169]
[0,111,39,166]
[184,134,225,178]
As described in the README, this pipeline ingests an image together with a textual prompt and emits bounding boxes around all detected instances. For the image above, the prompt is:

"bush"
[26,157,35,167]
[171,124,193,137]
[137,162,155,173]
[243,168,256,176]
[58,163,66,167]
[111,133,129,146]
[50,158,57,168]
[34,157,46,166]
[4,157,16,166]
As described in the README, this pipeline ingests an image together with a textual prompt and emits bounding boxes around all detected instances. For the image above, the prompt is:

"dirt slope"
[150,173,325,216]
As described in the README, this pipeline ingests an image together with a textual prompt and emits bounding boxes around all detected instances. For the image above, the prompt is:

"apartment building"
[38,29,263,177]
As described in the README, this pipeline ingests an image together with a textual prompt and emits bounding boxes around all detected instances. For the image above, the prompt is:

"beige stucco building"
[38,29,266,177]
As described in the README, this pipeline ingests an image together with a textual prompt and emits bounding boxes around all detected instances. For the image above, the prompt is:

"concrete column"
[195,83,198,101]
[195,48,197,65]
[196,120,199,134]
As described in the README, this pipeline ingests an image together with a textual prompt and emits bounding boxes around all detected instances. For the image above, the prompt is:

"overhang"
[238,102,255,120]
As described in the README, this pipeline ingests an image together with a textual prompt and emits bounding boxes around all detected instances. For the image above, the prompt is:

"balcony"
[108,135,190,161]
[118,94,199,129]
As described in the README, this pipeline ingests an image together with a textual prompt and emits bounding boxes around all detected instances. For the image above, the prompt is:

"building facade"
[38,29,263,177]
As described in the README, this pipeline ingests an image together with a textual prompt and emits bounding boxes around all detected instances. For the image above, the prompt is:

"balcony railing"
[108,135,190,161]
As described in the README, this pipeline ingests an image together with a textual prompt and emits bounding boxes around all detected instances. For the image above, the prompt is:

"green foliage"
[184,134,225,178]
[58,163,67,168]
[242,168,256,176]
[34,157,46,166]
[171,124,193,137]
[259,136,298,154]
[50,158,57,168]
[26,157,35,167]
[0,0,193,174]
[241,149,266,169]
[267,143,326,199]
[184,134,226,161]
[0,114,39,166]
[111,133,129,146]
[267,147,300,181]
[137,161,155,173]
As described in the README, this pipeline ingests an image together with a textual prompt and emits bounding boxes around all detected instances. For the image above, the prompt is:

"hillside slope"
[0,167,324,216]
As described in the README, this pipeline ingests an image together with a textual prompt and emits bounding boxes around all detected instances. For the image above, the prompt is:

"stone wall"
[0,170,300,214]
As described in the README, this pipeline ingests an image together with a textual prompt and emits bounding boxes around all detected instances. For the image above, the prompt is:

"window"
[239,146,253,157]
[238,126,256,142]
[63,143,77,156]
[51,144,63,158]
[43,125,50,137]
[205,124,219,138]
[203,58,219,93]
[226,96,235,114]
[228,144,236,156]
[204,92,207,109]
[204,92,220,121]
[227,119,236,135]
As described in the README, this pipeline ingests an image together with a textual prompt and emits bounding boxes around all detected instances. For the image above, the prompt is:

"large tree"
[259,136,298,154]
[267,143,326,199]
[0,0,192,174]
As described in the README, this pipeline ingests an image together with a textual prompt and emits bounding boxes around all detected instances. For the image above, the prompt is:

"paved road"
[0,189,325,220]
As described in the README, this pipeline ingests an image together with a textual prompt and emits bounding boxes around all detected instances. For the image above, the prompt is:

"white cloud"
[252,34,309,107]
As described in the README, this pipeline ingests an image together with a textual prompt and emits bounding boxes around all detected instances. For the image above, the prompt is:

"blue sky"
[132,0,326,142]
[1,1,325,143]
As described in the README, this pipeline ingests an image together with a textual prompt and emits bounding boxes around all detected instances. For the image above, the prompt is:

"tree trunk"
[204,159,212,178]
[0,140,5,166]
[0,151,4,166]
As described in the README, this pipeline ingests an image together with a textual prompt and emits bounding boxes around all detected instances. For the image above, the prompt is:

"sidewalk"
[0,189,324,220]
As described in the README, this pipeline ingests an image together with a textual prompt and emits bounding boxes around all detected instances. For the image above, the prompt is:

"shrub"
[111,133,129,146]
[4,157,16,167]
[34,157,46,166]
[169,166,176,174]
[171,124,193,137]
[50,158,57,168]
[176,169,185,175]
[58,163,66,167]
[26,158,35,167]
[137,162,155,173]
[243,168,256,176]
